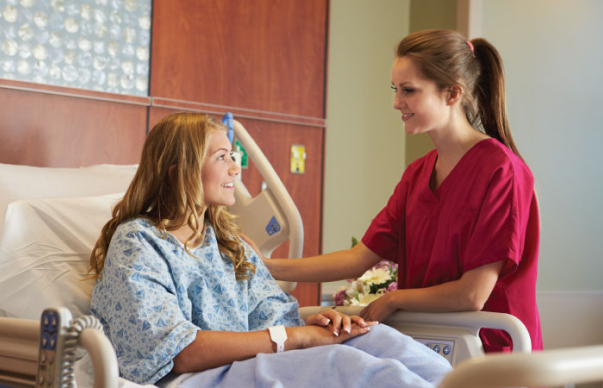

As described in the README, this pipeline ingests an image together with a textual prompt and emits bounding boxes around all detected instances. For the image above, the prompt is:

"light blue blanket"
[160,325,453,388]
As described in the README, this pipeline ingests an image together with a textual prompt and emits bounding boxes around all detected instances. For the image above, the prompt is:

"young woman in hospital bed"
[256,29,543,354]
[87,112,453,387]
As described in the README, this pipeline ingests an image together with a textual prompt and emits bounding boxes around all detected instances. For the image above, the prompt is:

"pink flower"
[387,282,398,292]
[333,289,346,306]
[374,260,390,270]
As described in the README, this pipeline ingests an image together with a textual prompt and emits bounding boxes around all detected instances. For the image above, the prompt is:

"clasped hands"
[302,308,378,346]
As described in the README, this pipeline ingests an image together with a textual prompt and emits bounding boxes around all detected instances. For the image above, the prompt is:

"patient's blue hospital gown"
[91,218,452,387]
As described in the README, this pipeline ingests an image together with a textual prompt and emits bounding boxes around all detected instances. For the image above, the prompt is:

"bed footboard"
[438,344,603,388]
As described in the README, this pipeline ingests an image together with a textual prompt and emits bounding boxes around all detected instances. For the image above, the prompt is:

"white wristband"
[268,325,287,353]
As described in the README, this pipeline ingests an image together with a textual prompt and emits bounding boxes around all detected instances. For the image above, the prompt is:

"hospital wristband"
[268,325,287,353]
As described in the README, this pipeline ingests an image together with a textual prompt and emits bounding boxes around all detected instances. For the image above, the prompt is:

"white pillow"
[0,193,122,320]
[0,163,137,230]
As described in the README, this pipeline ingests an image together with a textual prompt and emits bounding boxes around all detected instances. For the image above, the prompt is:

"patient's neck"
[168,212,206,248]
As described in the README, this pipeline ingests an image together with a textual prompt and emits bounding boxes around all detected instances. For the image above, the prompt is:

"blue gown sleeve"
[90,222,199,384]
[241,241,305,329]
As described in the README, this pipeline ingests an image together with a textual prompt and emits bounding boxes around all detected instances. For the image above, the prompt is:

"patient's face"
[201,131,240,208]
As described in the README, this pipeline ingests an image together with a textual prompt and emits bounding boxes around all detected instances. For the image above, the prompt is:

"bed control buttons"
[414,338,455,363]
[266,216,281,236]
[36,308,72,388]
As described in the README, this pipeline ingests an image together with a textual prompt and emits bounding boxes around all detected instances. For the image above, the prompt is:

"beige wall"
[405,0,456,166]
[481,0,603,292]
[323,0,409,254]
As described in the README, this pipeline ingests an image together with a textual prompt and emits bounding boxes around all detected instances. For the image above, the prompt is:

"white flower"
[345,286,356,299]
[348,292,382,307]
[357,267,391,286]
[333,259,398,307]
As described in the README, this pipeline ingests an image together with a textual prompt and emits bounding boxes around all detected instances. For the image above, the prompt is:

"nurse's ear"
[446,85,463,106]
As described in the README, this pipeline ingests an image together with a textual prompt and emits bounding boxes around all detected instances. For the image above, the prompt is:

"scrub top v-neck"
[363,138,543,352]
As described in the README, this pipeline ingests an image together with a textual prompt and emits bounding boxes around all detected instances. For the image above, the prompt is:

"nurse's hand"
[359,291,397,323]
[305,309,377,337]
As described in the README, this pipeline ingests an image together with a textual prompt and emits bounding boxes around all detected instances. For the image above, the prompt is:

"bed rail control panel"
[36,308,72,388]
[414,337,455,363]
[266,216,282,236]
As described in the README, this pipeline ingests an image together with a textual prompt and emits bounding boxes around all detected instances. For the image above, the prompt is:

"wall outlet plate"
[290,144,305,174]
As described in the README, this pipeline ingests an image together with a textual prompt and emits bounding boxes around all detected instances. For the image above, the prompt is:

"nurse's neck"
[428,117,489,192]
[429,116,489,166]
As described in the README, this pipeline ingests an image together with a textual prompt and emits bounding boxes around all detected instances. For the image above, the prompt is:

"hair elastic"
[466,40,474,53]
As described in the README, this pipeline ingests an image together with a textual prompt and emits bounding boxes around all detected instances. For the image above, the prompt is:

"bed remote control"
[36,308,72,388]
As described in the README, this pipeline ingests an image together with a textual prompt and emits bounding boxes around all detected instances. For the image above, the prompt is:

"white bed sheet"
[0,193,123,319]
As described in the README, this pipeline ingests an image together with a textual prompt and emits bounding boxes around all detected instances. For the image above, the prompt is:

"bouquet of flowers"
[332,237,398,306]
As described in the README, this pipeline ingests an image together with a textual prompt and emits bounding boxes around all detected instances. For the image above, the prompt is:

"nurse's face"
[201,131,240,208]
[391,56,450,135]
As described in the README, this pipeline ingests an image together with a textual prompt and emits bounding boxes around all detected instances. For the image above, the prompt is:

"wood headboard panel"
[0,84,147,168]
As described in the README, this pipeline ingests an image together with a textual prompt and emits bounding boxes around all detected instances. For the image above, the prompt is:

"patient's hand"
[305,309,377,337]
[289,322,371,350]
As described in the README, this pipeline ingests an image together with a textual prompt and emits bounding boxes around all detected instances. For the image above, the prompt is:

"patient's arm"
[359,260,504,323]
[172,323,371,374]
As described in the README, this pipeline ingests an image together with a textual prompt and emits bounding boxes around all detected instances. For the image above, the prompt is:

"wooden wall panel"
[151,0,328,119]
[0,88,147,167]
[149,1,329,306]
[150,107,323,306]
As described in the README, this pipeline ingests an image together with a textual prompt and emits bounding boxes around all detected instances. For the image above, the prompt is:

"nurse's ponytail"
[396,30,522,159]
[471,38,521,159]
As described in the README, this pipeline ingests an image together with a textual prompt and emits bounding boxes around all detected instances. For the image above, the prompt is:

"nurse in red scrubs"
[258,29,542,353]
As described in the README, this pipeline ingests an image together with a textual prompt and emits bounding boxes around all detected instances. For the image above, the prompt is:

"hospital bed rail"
[439,344,603,388]
[299,306,532,366]
[0,315,118,388]
[227,118,302,293]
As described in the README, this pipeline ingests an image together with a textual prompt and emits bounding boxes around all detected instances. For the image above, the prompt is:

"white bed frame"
[1,119,602,388]
[2,310,603,388]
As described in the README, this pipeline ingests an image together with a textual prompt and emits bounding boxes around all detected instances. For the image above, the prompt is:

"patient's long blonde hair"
[89,112,255,280]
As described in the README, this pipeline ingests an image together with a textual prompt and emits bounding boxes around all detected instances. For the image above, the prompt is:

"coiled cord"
[60,315,104,388]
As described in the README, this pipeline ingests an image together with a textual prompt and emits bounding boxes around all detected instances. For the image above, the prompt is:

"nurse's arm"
[261,242,382,283]
[360,260,504,321]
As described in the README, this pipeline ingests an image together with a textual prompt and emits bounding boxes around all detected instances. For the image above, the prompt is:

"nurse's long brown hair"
[396,29,522,159]
[89,112,255,280]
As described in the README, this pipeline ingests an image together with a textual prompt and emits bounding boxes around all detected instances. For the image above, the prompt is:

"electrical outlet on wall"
[290,145,305,174]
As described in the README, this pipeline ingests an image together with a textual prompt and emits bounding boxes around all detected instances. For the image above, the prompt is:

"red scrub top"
[362,138,543,352]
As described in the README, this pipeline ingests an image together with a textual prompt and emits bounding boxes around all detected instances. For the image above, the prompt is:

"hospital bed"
[1,117,602,388]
